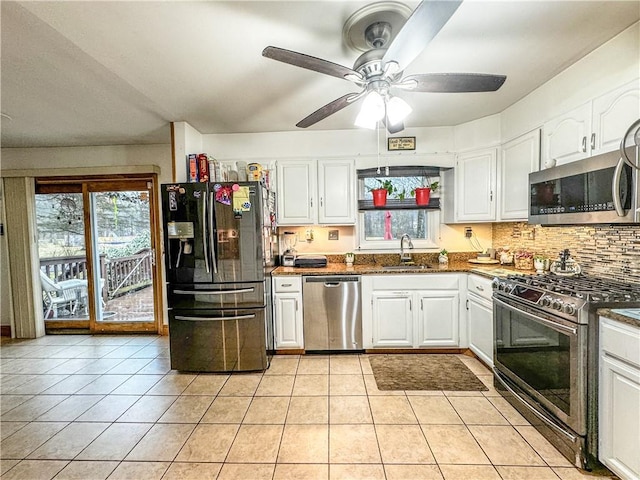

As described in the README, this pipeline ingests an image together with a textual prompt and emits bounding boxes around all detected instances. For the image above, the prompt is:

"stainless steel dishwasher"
[302,276,362,351]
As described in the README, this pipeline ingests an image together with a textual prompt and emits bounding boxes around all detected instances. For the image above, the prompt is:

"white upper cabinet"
[592,79,640,155]
[499,129,540,221]
[317,159,356,224]
[542,79,640,166]
[446,147,497,222]
[276,158,355,225]
[277,161,316,225]
[542,102,592,166]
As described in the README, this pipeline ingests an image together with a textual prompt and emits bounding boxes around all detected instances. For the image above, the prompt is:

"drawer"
[467,274,494,301]
[600,316,640,368]
[274,276,302,293]
[370,274,460,290]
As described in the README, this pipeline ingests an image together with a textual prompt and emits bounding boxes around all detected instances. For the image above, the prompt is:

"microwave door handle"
[209,192,218,274]
[493,297,577,335]
[612,158,626,216]
[619,118,640,168]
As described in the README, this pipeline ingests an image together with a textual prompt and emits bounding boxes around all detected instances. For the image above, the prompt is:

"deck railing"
[40,249,152,301]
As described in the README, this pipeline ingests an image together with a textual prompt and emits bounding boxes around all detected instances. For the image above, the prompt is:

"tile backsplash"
[493,222,640,284]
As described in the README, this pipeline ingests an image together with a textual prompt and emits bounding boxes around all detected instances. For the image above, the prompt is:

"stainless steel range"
[492,273,640,470]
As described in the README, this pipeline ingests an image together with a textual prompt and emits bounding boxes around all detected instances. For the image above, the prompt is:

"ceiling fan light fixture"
[386,95,412,126]
[355,90,385,129]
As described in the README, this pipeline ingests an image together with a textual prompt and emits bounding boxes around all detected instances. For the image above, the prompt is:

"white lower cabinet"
[467,274,494,366]
[599,316,640,480]
[363,275,462,349]
[371,292,413,347]
[273,276,303,349]
[416,291,460,347]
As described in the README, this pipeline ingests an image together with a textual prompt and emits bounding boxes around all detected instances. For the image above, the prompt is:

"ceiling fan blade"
[263,46,363,83]
[401,73,507,92]
[382,0,463,73]
[296,92,363,128]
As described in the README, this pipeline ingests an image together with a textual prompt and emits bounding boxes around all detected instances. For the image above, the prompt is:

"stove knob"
[540,295,552,307]
[491,278,500,290]
[563,303,576,315]
[551,299,564,311]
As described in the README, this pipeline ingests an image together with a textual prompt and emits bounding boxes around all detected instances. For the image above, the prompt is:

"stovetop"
[493,273,640,324]
[505,273,640,302]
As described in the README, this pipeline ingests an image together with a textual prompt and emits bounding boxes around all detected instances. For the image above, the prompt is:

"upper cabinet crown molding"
[542,78,640,167]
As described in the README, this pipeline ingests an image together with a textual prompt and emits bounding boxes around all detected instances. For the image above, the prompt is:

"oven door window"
[495,302,573,416]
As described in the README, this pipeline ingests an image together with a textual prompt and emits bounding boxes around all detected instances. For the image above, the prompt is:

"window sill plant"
[412,179,439,206]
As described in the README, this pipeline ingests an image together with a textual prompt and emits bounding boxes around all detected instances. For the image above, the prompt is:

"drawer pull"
[281,283,292,287]
[476,285,485,291]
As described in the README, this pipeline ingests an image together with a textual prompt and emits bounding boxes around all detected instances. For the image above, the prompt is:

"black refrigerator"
[161,181,277,372]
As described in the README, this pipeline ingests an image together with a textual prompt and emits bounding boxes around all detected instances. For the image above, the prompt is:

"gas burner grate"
[506,273,640,302]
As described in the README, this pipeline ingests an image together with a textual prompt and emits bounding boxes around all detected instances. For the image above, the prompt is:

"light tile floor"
[0,335,614,480]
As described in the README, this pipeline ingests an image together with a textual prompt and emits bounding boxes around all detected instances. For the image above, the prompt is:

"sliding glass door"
[35,176,161,333]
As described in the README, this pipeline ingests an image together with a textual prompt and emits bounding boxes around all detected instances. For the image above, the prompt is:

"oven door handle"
[493,297,578,335]
[493,369,577,442]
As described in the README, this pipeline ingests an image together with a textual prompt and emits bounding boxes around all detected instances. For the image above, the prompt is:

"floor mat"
[369,354,489,391]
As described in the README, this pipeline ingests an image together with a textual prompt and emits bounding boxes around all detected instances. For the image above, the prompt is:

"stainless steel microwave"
[529,150,639,225]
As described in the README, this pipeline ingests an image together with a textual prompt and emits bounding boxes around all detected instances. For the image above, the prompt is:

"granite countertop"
[273,262,525,279]
[598,308,640,328]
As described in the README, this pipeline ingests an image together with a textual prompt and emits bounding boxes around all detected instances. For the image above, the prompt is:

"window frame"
[355,166,441,251]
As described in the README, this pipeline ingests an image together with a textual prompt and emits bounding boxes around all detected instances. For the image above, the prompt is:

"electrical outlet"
[328,230,339,240]
[465,227,473,238]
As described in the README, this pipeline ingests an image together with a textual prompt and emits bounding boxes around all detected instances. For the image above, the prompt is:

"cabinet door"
[415,291,459,347]
[371,292,413,347]
[542,103,592,166]
[499,130,540,221]
[276,161,316,225]
[274,293,303,349]
[468,294,494,366]
[455,148,497,222]
[317,159,355,225]
[592,79,640,155]
[599,354,640,480]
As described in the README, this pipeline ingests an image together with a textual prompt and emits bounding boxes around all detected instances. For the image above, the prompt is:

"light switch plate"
[328,230,339,240]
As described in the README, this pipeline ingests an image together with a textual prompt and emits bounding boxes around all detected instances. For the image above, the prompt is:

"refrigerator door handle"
[209,192,219,274]
[173,288,255,295]
[175,314,256,321]
[202,192,210,273]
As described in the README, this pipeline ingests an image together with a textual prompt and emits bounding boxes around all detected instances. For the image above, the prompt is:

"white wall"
[501,22,640,142]
[173,122,203,183]
[0,144,173,183]
[201,126,455,161]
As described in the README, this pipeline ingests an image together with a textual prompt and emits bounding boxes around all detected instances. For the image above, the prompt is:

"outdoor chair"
[40,271,87,318]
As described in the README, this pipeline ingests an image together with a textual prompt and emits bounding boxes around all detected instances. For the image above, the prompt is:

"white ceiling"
[1,1,638,148]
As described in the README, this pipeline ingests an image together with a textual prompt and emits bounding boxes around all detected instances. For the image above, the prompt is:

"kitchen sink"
[381,265,432,271]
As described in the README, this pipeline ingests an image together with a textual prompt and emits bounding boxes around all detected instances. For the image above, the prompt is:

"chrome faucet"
[400,234,414,262]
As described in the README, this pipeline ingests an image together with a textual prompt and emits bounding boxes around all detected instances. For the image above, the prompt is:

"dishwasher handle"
[304,276,360,283]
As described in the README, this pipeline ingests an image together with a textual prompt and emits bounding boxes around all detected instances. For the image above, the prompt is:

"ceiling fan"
[262,0,506,133]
